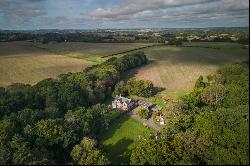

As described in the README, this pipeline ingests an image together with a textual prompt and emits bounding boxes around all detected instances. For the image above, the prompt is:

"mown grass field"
[0,41,153,87]
[125,42,249,98]
[98,114,151,165]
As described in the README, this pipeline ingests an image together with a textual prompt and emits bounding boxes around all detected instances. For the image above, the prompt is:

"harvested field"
[126,43,249,98]
[0,42,91,86]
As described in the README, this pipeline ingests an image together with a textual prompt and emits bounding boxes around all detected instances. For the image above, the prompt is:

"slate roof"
[115,95,132,104]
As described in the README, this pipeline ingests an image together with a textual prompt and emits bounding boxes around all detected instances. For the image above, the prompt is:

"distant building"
[112,95,137,111]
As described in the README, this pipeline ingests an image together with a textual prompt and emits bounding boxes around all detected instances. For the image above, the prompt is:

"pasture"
[125,42,249,98]
[98,114,151,165]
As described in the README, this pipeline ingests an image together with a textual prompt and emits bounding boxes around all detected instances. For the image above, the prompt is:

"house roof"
[115,95,131,104]
[138,100,154,108]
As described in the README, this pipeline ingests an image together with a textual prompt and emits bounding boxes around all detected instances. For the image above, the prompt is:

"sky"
[0,0,249,30]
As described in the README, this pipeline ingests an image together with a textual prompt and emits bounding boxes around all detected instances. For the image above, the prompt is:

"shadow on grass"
[98,114,134,165]
[105,138,133,165]
[153,86,166,95]
[121,60,156,81]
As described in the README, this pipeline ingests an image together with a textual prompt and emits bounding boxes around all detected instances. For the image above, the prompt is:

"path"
[128,108,162,131]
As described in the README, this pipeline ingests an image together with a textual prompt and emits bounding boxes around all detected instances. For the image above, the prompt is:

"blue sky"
[0,0,249,30]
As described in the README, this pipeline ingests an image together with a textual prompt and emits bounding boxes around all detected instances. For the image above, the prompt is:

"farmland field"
[0,41,248,97]
[34,42,154,63]
[125,42,249,98]
[98,114,152,165]
[0,41,92,87]
[0,41,153,87]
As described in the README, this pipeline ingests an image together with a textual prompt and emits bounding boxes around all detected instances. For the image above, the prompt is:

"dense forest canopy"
[0,51,148,164]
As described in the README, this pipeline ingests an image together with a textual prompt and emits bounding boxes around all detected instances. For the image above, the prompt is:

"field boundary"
[101,43,165,58]
[179,45,221,49]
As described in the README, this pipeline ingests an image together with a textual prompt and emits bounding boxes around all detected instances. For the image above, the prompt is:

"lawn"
[98,114,152,165]
[125,43,249,99]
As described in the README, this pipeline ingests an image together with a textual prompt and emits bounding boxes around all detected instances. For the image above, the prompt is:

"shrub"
[138,108,149,119]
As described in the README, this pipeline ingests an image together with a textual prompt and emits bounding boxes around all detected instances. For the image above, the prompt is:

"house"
[112,95,136,111]
[138,100,155,110]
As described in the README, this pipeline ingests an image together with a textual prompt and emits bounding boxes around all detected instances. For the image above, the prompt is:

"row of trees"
[0,52,148,164]
[130,61,249,165]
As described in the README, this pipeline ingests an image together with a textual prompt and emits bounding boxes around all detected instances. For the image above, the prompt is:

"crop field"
[0,42,91,87]
[34,42,154,63]
[125,42,249,98]
[98,114,151,165]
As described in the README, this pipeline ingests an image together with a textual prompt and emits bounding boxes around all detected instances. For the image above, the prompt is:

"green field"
[124,42,249,98]
[98,114,151,165]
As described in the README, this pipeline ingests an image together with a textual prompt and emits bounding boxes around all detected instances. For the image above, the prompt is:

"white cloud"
[0,0,249,29]
[88,0,249,27]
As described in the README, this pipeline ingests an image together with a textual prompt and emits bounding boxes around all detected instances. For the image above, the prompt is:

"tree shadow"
[104,138,133,165]
[98,114,134,165]
[153,86,166,95]
[121,60,157,82]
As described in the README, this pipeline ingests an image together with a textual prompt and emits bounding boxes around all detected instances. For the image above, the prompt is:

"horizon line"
[0,26,249,31]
